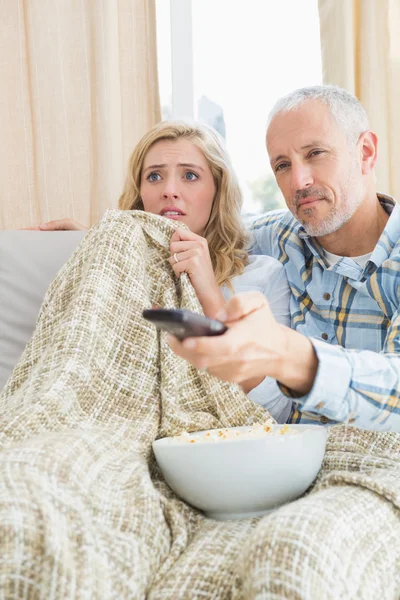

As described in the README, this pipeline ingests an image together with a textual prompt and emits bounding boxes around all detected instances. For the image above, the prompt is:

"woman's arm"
[226,256,291,397]
[169,228,226,318]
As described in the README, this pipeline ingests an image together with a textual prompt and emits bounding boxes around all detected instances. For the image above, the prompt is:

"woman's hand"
[21,218,88,231]
[169,228,226,318]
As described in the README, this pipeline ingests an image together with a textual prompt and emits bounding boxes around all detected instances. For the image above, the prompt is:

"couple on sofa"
[3,85,400,598]
[38,84,400,432]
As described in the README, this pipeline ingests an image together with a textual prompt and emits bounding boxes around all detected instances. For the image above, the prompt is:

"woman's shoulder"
[226,254,287,297]
[245,254,284,271]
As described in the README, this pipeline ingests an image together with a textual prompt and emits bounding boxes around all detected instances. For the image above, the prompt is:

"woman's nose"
[162,190,179,199]
[162,178,180,199]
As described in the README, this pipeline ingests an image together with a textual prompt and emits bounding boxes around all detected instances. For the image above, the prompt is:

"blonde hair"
[118,120,248,287]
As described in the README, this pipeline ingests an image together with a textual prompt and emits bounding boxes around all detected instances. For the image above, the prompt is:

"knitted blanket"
[0,210,399,600]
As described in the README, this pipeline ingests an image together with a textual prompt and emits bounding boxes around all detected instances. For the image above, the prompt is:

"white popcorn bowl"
[153,424,328,520]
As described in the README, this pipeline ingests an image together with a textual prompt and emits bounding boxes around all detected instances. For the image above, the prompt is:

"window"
[156,0,322,214]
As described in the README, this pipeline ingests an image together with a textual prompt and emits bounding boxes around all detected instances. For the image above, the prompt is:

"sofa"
[0,231,87,391]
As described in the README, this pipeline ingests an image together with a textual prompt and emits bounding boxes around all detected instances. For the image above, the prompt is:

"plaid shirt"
[249,194,400,431]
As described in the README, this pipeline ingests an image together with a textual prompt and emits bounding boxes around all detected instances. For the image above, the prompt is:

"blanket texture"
[0,210,399,600]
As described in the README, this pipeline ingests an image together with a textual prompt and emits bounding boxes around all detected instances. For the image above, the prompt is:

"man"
[169,85,400,432]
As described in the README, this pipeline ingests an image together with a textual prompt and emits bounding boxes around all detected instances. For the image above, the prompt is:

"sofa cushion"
[0,231,86,391]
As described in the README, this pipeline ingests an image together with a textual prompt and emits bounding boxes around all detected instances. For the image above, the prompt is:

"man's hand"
[168,291,318,396]
[169,228,226,318]
[21,218,88,231]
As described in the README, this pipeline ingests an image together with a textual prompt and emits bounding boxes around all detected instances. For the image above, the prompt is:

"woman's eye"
[147,172,161,182]
[184,171,198,181]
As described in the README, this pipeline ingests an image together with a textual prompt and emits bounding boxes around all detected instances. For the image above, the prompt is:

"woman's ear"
[358,130,378,174]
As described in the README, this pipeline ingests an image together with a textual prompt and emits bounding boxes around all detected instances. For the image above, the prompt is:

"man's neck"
[316,193,389,257]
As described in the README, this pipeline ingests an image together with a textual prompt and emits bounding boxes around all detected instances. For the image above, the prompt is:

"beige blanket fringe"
[0,211,399,600]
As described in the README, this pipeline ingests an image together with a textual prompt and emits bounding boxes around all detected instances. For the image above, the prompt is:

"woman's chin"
[163,215,185,222]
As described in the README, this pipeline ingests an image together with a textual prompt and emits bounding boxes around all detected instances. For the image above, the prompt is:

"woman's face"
[140,139,216,235]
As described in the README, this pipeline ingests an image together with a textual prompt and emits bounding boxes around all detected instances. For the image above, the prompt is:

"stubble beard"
[298,201,347,237]
[294,175,364,238]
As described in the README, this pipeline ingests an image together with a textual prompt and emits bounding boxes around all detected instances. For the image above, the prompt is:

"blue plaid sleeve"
[287,318,400,431]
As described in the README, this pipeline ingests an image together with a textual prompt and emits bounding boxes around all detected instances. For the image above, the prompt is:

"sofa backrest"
[0,231,87,391]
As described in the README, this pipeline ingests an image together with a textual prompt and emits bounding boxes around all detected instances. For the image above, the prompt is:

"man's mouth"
[295,194,329,211]
[297,197,322,207]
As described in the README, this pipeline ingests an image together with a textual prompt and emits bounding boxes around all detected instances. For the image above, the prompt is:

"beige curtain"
[318,0,400,201]
[0,0,161,229]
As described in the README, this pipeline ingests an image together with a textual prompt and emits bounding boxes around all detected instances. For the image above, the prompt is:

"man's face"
[266,100,365,237]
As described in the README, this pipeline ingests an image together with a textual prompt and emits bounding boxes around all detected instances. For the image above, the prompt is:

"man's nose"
[290,164,314,192]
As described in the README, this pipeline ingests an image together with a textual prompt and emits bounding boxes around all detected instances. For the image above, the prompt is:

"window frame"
[169,0,194,119]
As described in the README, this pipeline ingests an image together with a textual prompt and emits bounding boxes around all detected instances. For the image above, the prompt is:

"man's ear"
[358,130,378,174]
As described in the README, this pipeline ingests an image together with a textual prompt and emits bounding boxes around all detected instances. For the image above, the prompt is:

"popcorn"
[169,421,295,444]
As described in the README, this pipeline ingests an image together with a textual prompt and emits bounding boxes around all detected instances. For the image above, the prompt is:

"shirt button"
[320,416,329,424]
[323,292,331,301]
[322,333,328,340]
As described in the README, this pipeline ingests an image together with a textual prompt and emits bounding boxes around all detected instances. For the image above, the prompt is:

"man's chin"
[296,204,330,226]
[301,216,343,238]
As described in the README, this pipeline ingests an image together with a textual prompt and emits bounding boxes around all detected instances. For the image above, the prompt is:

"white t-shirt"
[324,249,372,269]
[221,255,292,424]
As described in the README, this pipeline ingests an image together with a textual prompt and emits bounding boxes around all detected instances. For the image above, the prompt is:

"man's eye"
[184,171,198,181]
[147,172,161,182]
[275,163,289,173]
[309,150,324,157]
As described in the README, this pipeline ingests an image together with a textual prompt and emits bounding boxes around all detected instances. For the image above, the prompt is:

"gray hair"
[267,85,370,144]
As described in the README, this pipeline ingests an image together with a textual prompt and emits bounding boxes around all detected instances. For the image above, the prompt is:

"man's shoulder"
[249,208,299,234]
[247,209,303,259]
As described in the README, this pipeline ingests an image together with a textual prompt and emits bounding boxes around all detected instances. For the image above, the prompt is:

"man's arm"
[168,291,400,431]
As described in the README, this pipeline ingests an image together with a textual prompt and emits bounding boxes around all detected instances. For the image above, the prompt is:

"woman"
[31,121,291,422]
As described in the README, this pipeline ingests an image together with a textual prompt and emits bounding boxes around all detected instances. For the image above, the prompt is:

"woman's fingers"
[170,229,208,258]
[170,228,202,243]
[168,249,201,275]
[170,239,208,256]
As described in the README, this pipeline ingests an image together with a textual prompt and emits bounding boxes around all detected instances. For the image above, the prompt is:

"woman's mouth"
[160,207,186,219]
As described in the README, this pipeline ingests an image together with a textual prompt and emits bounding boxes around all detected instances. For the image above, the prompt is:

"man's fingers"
[167,334,245,381]
[225,291,270,323]
[20,219,88,231]
[167,330,235,361]
[38,219,87,231]
[166,335,208,369]
[39,220,70,230]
